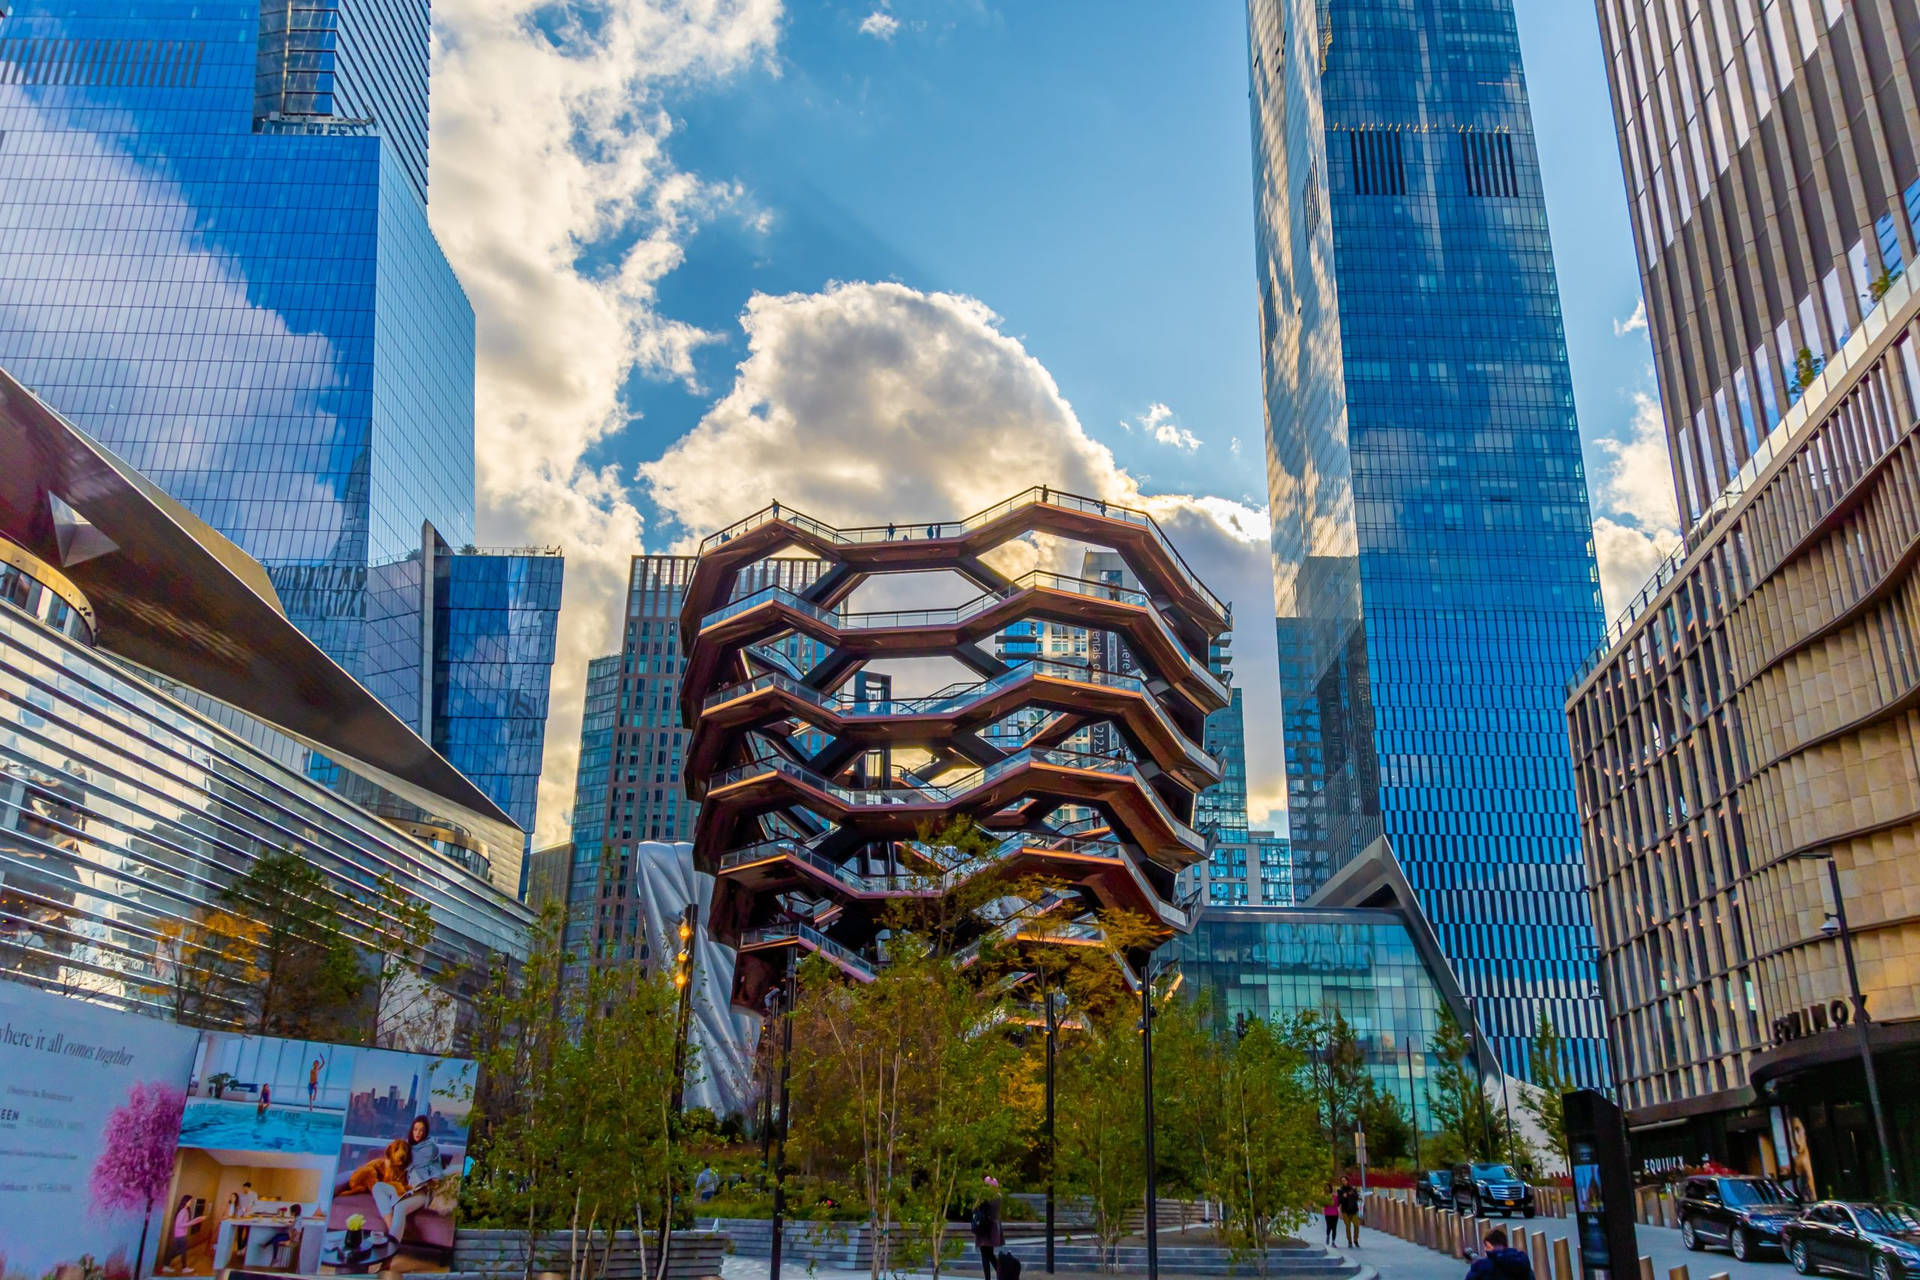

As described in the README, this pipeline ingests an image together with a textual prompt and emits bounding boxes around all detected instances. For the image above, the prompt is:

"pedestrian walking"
[1338,1177,1362,1247]
[1464,1227,1534,1280]
[971,1175,1005,1280]
[1322,1188,1341,1246]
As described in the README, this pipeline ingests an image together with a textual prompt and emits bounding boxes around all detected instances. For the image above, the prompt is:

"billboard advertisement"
[0,980,201,1280]
[168,1034,475,1276]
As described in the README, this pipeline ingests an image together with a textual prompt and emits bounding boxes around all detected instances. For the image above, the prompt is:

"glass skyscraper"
[0,0,474,678]
[1249,0,1608,1081]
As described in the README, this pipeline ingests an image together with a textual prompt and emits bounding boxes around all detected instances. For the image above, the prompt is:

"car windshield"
[1430,1172,1453,1185]
[1851,1205,1920,1235]
[1722,1180,1796,1207]
[1472,1164,1518,1180]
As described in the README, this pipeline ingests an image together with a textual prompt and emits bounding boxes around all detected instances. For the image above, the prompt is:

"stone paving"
[1327,1211,1788,1280]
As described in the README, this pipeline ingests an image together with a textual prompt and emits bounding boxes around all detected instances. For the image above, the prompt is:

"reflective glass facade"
[561,654,621,967]
[434,548,563,863]
[0,585,529,1023]
[0,0,473,679]
[1249,0,1607,1081]
[1175,906,1456,1120]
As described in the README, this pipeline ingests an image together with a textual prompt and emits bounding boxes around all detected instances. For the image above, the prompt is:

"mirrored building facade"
[0,0,473,681]
[1248,0,1609,1081]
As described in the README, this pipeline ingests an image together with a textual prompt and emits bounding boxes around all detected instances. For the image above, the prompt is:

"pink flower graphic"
[90,1080,186,1270]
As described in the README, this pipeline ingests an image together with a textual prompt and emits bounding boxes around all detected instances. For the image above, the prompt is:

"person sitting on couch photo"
[346,1138,430,1244]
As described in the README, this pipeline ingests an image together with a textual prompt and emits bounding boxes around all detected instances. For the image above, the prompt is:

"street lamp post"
[670,905,697,1112]
[1046,988,1059,1274]
[769,950,797,1280]
[1804,854,1898,1201]
[1142,965,1160,1280]
[1463,1024,1495,1161]
[1404,1040,1422,1174]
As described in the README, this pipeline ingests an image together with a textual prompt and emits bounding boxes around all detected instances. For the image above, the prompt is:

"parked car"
[1416,1170,1455,1209]
[1677,1175,1802,1260]
[1452,1162,1536,1218]
[1785,1201,1920,1280]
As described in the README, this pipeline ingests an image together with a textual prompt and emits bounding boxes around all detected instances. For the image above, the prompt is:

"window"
[1350,128,1406,196]
[1460,132,1519,197]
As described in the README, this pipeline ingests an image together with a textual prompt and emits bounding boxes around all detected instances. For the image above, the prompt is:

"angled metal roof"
[0,366,517,830]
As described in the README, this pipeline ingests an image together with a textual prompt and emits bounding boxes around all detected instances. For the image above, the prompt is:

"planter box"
[709,1218,966,1270]
[452,1228,728,1280]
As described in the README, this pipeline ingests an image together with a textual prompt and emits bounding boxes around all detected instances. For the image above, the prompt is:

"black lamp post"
[1463,1021,1495,1161]
[1052,990,1067,1274]
[670,905,697,1112]
[1800,853,1897,1201]
[1404,1039,1421,1174]
[769,950,797,1280]
[1140,954,1176,1280]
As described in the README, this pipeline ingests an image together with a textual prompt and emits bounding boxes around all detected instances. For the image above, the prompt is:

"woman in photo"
[159,1193,203,1273]
[347,1137,430,1244]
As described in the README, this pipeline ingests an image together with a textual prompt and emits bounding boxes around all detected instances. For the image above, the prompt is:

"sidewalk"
[1333,1213,1783,1280]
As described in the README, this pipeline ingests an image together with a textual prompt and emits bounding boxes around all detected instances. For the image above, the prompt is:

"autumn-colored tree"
[220,850,366,1038]
[88,1080,185,1275]
[141,909,263,1028]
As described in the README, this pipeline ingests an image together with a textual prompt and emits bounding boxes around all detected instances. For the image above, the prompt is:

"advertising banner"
[167,1033,475,1277]
[0,980,201,1279]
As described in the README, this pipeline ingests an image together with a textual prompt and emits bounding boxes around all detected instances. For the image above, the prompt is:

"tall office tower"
[1598,0,1920,520]
[363,524,564,850]
[571,554,825,968]
[0,1,474,677]
[1567,4,1920,1188]
[1249,0,1609,1080]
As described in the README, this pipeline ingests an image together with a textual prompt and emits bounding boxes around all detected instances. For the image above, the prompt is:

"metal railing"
[736,921,876,979]
[694,486,1229,620]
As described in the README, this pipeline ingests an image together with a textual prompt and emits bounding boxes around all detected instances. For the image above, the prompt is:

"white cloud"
[1125,402,1202,452]
[858,10,901,39]
[1613,297,1647,336]
[638,281,1287,830]
[430,0,783,844]
[1590,390,1683,618]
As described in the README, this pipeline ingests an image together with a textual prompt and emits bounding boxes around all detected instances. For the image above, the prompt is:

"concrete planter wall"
[451,1228,729,1280]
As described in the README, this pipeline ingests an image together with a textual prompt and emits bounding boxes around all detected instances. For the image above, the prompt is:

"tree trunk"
[136,1195,153,1279]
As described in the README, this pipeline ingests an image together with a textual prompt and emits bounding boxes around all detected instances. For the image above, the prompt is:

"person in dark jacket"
[1337,1178,1362,1246]
[971,1175,1005,1280]
[1465,1227,1535,1280]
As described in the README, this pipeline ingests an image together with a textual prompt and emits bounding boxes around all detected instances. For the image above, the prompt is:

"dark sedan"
[1416,1170,1454,1209]
[1785,1201,1920,1280]
[1677,1175,1802,1260]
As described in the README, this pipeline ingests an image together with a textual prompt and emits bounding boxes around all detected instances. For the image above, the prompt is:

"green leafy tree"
[1055,1001,1146,1267]
[1212,1018,1323,1270]
[1357,1082,1413,1166]
[1282,1010,1369,1174]
[1522,1011,1573,1175]
[220,850,367,1038]
[1427,1006,1499,1162]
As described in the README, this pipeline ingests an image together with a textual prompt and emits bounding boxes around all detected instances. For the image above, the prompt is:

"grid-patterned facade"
[0,0,473,681]
[1249,0,1609,1082]
[1193,828,1293,908]
[1596,0,1920,522]
[1568,283,1920,1194]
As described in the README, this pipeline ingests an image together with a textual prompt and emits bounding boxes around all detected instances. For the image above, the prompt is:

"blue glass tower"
[0,0,474,678]
[1249,0,1608,1082]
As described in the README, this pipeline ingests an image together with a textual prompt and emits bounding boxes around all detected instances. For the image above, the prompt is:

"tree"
[1357,1083,1413,1166]
[1522,1011,1573,1175]
[88,1080,185,1275]
[1212,1019,1322,1270]
[1054,1000,1146,1268]
[219,850,366,1038]
[1281,1009,1369,1175]
[141,909,263,1028]
[366,873,451,1051]
[1428,1006,1498,1163]
[463,905,685,1279]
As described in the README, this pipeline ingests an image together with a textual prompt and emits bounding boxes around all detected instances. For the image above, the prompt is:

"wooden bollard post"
[1638,1256,1655,1280]
[1530,1232,1551,1279]
[1513,1226,1528,1253]
[1553,1236,1575,1280]
[1668,1265,1691,1280]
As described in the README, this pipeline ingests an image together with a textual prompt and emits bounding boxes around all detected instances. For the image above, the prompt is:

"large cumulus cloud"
[640,282,1289,828]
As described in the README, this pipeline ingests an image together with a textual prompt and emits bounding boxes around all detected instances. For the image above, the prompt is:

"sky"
[427,0,1679,844]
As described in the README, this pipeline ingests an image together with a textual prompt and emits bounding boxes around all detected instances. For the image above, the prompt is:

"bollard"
[1553,1236,1575,1280]
[1638,1256,1655,1280]
[1669,1266,1691,1280]
[1530,1232,1551,1279]
[1514,1227,1527,1253]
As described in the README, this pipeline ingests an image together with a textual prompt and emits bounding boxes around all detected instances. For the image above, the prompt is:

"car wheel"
[1683,1220,1703,1252]
[1524,1208,1537,1220]
[1791,1240,1817,1275]
[1871,1256,1898,1280]
[1731,1228,1750,1262]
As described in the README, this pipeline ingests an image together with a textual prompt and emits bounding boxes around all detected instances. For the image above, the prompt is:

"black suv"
[1452,1162,1536,1218]
[1678,1175,1802,1261]
[1416,1170,1454,1209]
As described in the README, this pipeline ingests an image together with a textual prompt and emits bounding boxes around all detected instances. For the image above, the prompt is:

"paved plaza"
[1327,1213,1786,1280]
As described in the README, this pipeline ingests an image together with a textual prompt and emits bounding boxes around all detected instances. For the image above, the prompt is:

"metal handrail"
[694,486,1229,620]
[737,921,876,978]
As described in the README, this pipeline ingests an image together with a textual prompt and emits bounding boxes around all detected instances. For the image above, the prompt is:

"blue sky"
[594,0,1659,540]
[435,0,1671,839]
